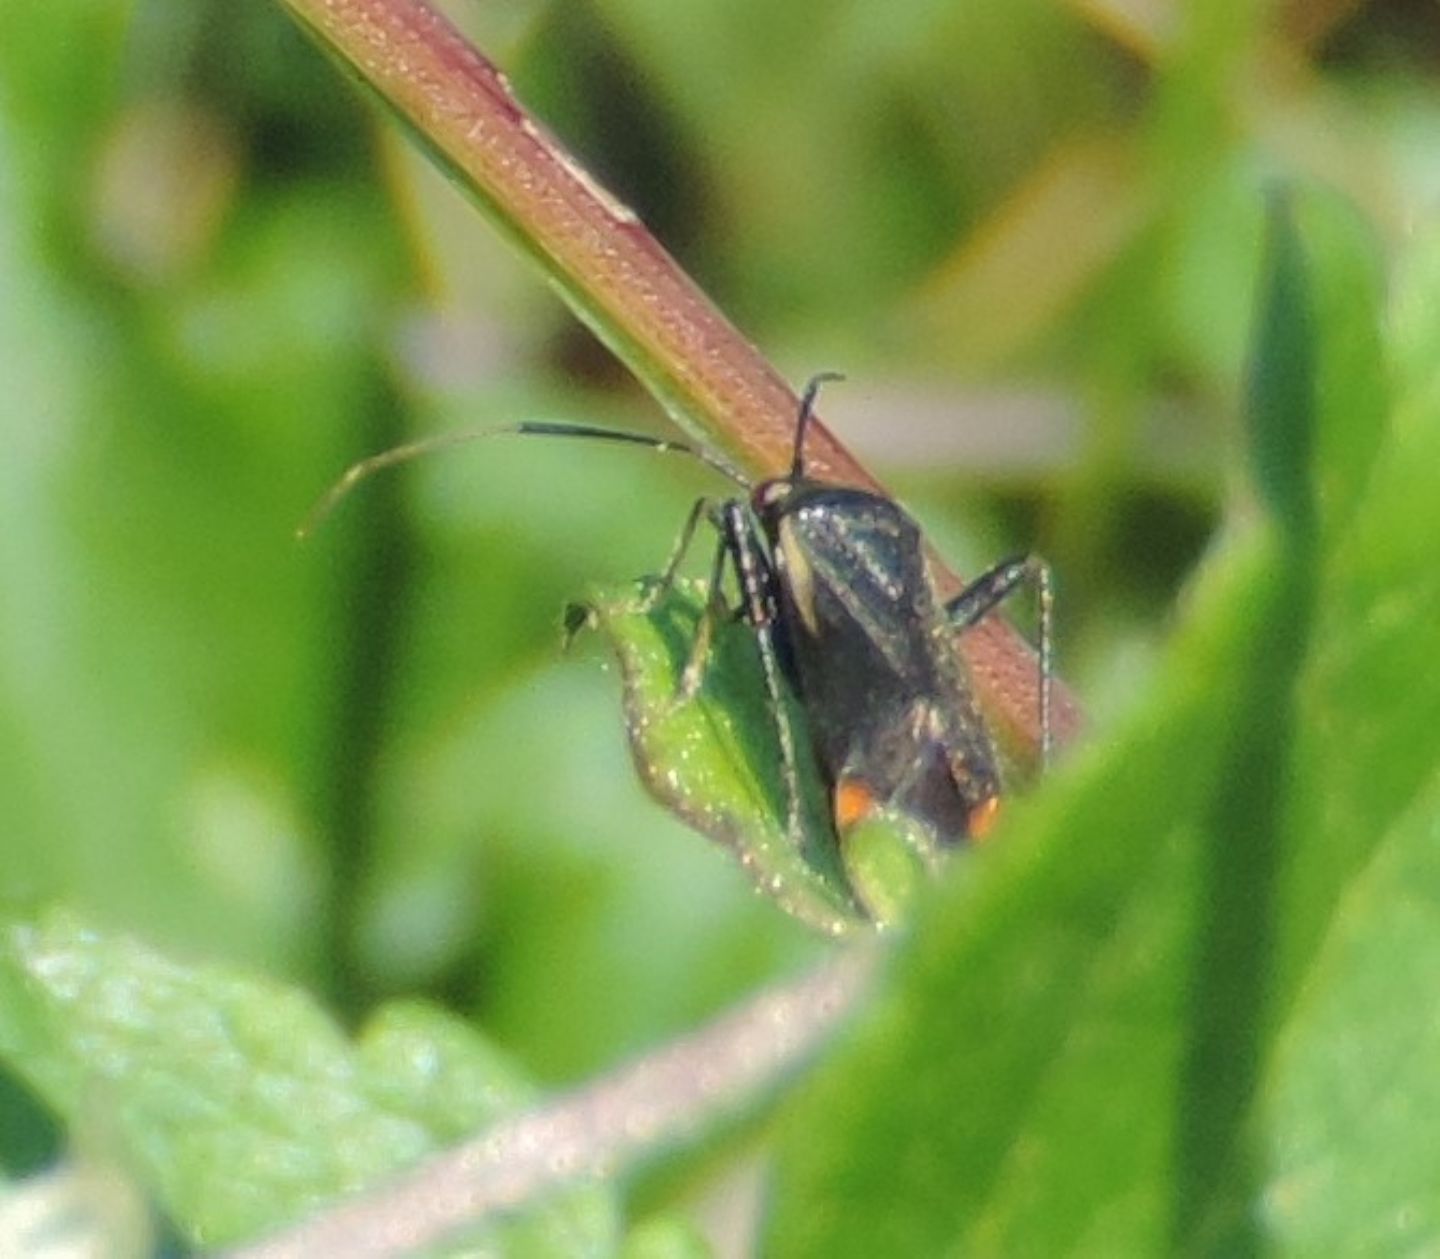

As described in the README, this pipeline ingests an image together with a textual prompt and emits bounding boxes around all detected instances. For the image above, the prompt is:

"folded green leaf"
[573,580,866,937]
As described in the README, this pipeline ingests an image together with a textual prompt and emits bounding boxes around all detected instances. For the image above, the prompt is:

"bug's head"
[750,476,795,517]
[750,371,844,520]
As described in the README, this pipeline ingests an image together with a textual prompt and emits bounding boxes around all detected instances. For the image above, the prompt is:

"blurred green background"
[0,0,1431,1189]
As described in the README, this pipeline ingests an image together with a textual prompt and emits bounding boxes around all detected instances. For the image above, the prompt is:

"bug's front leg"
[715,502,808,849]
[674,513,738,704]
[639,495,724,613]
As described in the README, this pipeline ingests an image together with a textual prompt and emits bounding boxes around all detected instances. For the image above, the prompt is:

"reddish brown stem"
[277,0,1079,757]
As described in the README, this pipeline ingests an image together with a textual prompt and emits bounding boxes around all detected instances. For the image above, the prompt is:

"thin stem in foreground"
[220,949,875,1259]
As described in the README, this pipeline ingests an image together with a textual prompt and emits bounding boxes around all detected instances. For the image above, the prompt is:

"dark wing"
[784,491,938,681]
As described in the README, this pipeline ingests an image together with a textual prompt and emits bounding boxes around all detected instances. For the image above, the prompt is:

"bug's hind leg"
[945,554,1055,768]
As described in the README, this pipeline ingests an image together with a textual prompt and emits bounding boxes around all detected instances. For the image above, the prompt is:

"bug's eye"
[754,479,790,510]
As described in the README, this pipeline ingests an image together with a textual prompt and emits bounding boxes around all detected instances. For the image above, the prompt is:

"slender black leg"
[569,495,725,651]
[661,497,805,846]
[945,554,1055,768]
[640,495,723,611]
[675,523,735,703]
[717,502,806,846]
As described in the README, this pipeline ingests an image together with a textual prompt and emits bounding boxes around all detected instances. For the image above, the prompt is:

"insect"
[304,375,1052,861]
[631,373,1053,853]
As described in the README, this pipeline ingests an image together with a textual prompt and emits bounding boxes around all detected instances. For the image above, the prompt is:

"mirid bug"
[632,374,1053,854]
[303,376,1052,878]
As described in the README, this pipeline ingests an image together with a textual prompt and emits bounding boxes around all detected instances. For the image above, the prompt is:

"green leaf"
[574,580,865,937]
[1248,214,1440,1252]
[0,908,618,1252]
[765,527,1284,1257]
[766,191,1440,1255]
[1255,765,1440,1252]
[1247,192,1317,536]
[1294,191,1389,540]
[619,1215,714,1259]
[837,817,926,930]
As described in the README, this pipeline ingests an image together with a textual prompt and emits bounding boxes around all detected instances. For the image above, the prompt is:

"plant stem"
[275,0,1079,758]
[222,948,876,1259]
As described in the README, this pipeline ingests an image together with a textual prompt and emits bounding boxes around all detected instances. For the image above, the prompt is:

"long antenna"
[297,421,748,539]
[790,371,845,480]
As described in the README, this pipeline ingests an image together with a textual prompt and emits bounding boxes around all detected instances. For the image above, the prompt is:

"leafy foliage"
[0,909,617,1251]
[2,1,1438,1254]
[571,581,865,935]
[765,192,1440,1256]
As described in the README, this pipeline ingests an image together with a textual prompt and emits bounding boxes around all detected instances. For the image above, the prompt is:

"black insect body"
[307,376,1052,885]
[756,481,1011,845]
[672,378,1052,858]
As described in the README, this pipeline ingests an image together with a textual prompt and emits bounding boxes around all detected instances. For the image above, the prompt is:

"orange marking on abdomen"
[834,777,877,831]
[967,795,1002,841]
